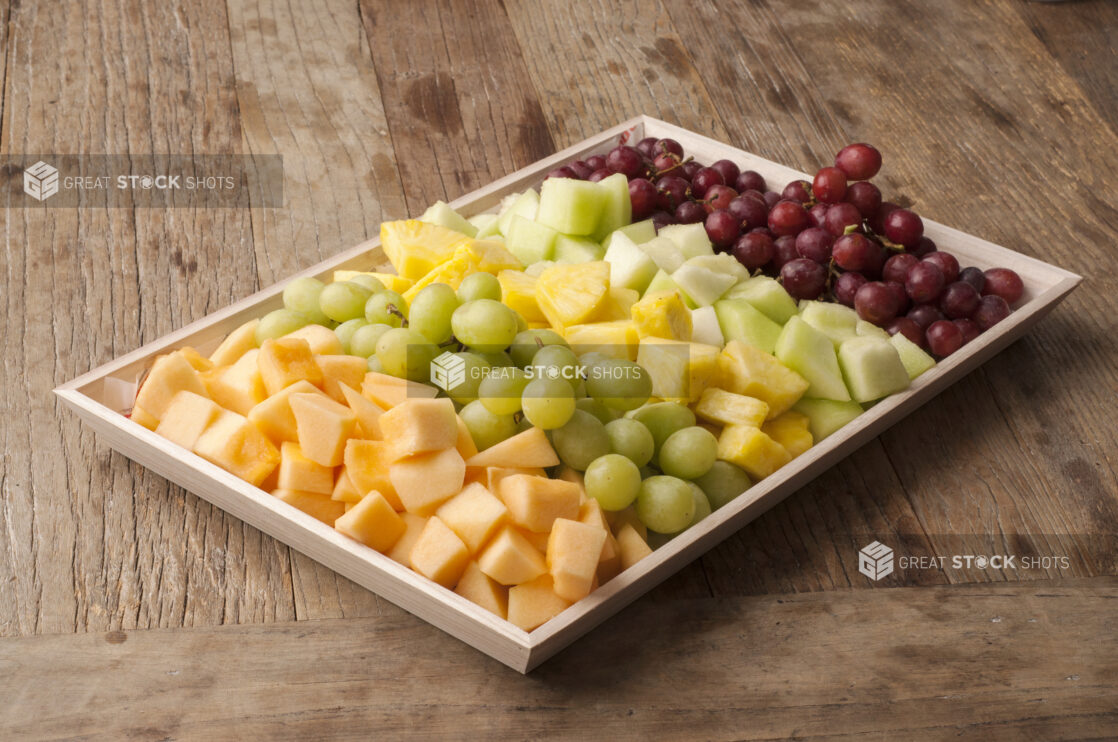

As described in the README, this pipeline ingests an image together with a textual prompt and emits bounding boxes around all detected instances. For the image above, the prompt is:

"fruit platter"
[55,116,1081,672]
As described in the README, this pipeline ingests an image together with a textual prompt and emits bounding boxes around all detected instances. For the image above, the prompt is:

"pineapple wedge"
[380,220,472,281]
[715,340,809,419]
[586,287,640,323]
[636,337,720,403]
[631,290,693,341]
[536,261,611,329]
[761,411,813,458]
[717,424,791,480]
[403,248,479,302]
[333,270,413,295]
[497,270,547,324]
[469,238,522,273]
[562,320,639,361]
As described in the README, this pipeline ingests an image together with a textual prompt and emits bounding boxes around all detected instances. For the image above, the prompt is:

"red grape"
[883,253,919,284]
[958,266,986,293]
[973,294,1011,330]
[887,317,924,347]
[629,178,659,220]
[883,208,923,247]
[587,168,612,182]
[855,281,900,325]
[845,181,882,217]
[569,160,593,179]
[782,180,812,203]
[705,209,741,249]
[681,161,702,181]
[732,232,774,270]
[762,191,782,209]
[926,320,963,357]
[834,143,882,180]
[954,318,980,344]
[653,152,683,177]
[904,261,946,303]
[728,196,768,230]
[812,167,847,204]
[655,138,684,158]
[910,236,937,258]
[834,271,867,306]
[868,201,900,235]
[651,211,676,231]
[923,252,960,284]
[703,184,738,213]
[862,242,887,280]
[780,258,827,300]
[808,202,830,229]
[768,200,809,236]
[585,154,607,171]
[547,166,577,179]
[982,268,1024,305]
[939,281,980,319]
[795,227,835,264]
[771,236,799,270]
[635,137,659,158]
[710,159,740,186]
[691,167,725,198]
[674,200,706,224]
[607,145,645,177]
[908,303,945,329]
[735,170,767,193]
[884,281,910,315]
[750,226,775,238]
[833,233,875,272]
[655,175,691,211]
[824,202,863,236]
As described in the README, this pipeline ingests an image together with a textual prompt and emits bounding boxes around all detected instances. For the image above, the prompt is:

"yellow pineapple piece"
[536,261,611,328]
[562,320,639,361]
[717,424,791,480]
[193,410,280,487]
[468,238,521,273]
[693,388,770,428]
[636,338,720,403]
[762,411,814,458]
[715,340,810,419]
[380,220,472,281]
[402,250,478,302]
[497,270,546,324]
[586,287,640,323]
[333,270,414,295]
[631,290,693,341]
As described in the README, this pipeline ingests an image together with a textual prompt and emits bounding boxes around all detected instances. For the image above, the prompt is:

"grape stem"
[386,303,408,327]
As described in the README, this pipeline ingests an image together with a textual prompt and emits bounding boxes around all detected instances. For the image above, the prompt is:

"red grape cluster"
[549,138,1026,359]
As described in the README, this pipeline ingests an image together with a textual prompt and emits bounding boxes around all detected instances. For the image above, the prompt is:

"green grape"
[693,461,752,510]
[408,283,459,344]
[584,454,642,510]
[551,409,611,471]
[376,328,437,381]
[459,400,518,451]
[529,345,581,388]
[445,352,491,404]
[515,312,528,333]
[348,274,386,293]
[319,281,373,323]
[658,426,718,480]
[479,350,514,368]
[365,290,408,327]
[604,418,655,467]
[585,358,652,411]
[367,355,384,374]
[451,299,519,350]
[457,272,502,303]
[478,368,528,416]
[576,397,615,425]
[282,277,330,324]
[521,376,576,430]
[509,329,567,368]
[349,323,393,359]
[636,475,695,534]
[578,351,612,367]
[688,483,712,527]
[256,308,308,344]
[334,318,369,353]
[629,402,696,454]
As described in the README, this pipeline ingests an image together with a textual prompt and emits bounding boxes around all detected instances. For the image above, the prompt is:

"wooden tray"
[54,116,1082,672]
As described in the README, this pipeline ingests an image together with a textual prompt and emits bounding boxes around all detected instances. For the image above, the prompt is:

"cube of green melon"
[890,333,936,380]
[837,337,910,403]
[674,261,737,307]
[590,173,633,242]
[774,316,851,401]
[505,215,558,266]
[725,276,798,325]
[537,178,607,236]
[602,219,657,250]
[856,319,890,340]
[640,236,686,273]
[659,223,714,259]
[714,298,783,354]
[467,212,499,236]
[792,398,864,440]
[554,234,605,264]
[799,301,859,346]
[687,254,749,283]
[690,305,724,347]
[497,189,540,236]
[420,200,477,237]
[646,269,697,308]
[604,232,658,293]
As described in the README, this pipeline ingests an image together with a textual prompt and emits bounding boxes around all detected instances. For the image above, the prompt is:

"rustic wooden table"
[1,0,1116,738]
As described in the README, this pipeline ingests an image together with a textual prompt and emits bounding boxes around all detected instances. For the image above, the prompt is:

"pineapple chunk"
[468,239,521,273]
[561,320,639,361]
[717,424,791,480]
[762,411,814,458]
[586,287,640,323]
[402,249,478,302]
[497,270,547,324]
[631,290,693,341]
[636,337,720,403]
[536,261,611,329]
[380,220,472,281]
[715,340,810,419]
[333,270,414,295]
[693,388,770,428]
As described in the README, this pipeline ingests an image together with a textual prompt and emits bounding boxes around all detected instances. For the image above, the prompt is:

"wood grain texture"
[1,580,1114,740]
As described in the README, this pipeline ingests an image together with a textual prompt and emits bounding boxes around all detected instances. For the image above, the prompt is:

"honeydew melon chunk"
[673,262,736,307]
[799,301,859,346]
[774,316,851,401]
[686,253,750,283]
[602,221,656,253]
[890,333,936,380]
[791,398,864,440]
[468,212,500,239]
[658,223,714,259]
[419,200,477,237]
[714,299,783,355]
[856,319,891,340]
[640,236,686,273]
[838,336,910,403]
[590,173,633,242]
[603,232,658,293]
[690,305,724,347]
[505,214,558,266]
[554,234,605,264]
[537,178,607,236]
[497,189,540,236]
[645,269,697,308]
[725,276,798,325]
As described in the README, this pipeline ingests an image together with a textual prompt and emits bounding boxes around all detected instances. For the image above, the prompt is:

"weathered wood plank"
[1,580,1114,740]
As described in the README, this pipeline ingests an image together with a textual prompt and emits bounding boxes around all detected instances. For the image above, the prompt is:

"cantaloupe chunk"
[616,522,653,570]
[154,391,221,450]
[272,488,345,525]
[334,491,405,552]
[606,506,647,540]
[179,347,214,372]
[386,513,428,567]
[192,411,279,487]
[455,416,478,460]
[129,405,159,431]
[390,447,466,515]
[516,527,551,554]
[507,574,571,631]
[378,398,458,455]
[134,351,209,421]
[344,439,403,510]
[361,372,438,409]
[209,319,259,366]
[339,382,385,440]
[499,475,580,533]
[409,516,470,589]
[477,527,547,586]
[717,424,791,480]
[209,349,267,415]
[464,427,560,469]
[330,468,363,503]
[258,338,323,397]
[578,499,622,582]
[454,561,509,619]
[277,441,334,495]
[486,467,547,494]
[547,519,608,601]
[316,355,368,405]
[289,392,357,467]
[282,324,343,355]
[435,483,508,553]
[247,380,326,444]
[260,466,280,493]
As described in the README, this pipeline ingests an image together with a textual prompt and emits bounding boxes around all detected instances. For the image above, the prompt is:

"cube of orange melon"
[330,468,364,503]
[334,491,405,552]
[209,319,259,366]
[477,527,547,586]
[282,324,343,355]
[436,483,508,553]
[516,528,551,554]
[339,382,385,440]
[465,427,560,469]
[547,518,608,602]
[192,411,280,487]
[134,351,209,421]
[606,506,648,540]
[258,338,323,397]
[498,475,581,533]
[343,439,403,510]
[390,447,466,516]
[316,355,368,405]
[289,392,357,467]
[378,398,458,455]
[486,466,547,494]
[361,372,438,409]
[386,512,428,568]
[209,349,267,415]
[616,522,653,570]
[247,380,326,444]
[455,416,479,460]
[409,516,470,589]
[272,488,346,525]
[129,405,159,431]
[454,561,509,619]
[579,500,623,583]
[277,441,334,495]
[178,347,214,372]
[507,574,572,631]
[154,390,221,450]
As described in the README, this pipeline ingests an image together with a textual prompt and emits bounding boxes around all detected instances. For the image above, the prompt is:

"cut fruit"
[589,173,633,242]
[640,236,686,273]
[693,387,769,428]
[465,427,560,469]
[685,254,750,283]
[334,491,406,552]
[536,178,607,236]
[856,319,891,340]
[386,512,428,568]
[631,290,693,342]
[554,234,605,264]
[498,474,581,533]
[436,482,509,554]
[601,219,656,250]
[644,269,697,309]
[135,351,209,422]
[247,380,326,444]
[272,489,345,525]
[333,271,414,296]
[419,200,477,237]
[378,397,458,455]
[282,324,344,356]
[837,336,910,403]
[454,561,509,619]
[314,355,367,405]
[658,223,714,259]
[409,516,470,589]
[714,299,783,354]
[338,382,385,440]
[467,212,498,236]
[497,270,546,324]
[690,305,724,347]
[715,340,810,419]
[774,316,851,401]
[258,338,322,397]
[725,276,798,325]
[586,286,640,323]
[277,441,334,495]
[535,261,611,328]
[496,188,540,237]
[380,220,472,281]
[505,214,559,266]
[155,391,221,450]
[615,523,653,569]
[716,424,791,480]
[465,239,521,273]
[344,439,403,509]
[209,319,259,367]
[330,469,364,503]
[390,447,466,516]
[361,372,439,409]
[507,574,571,631]
[290,392,357,467]
[761,411,813,458]
[636,338,720,404]
[208,349,266,416]
[477,527,547,586]
[402,251,478,302]
[563,320,639,361]
[603,231,658,294]
[546,518,607,602]
[455,416,479,461]
[485,466,547,494]
[791,398,864,441]
[800,301,859,346]
[890,333,936,379]
[192,410,280,487]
